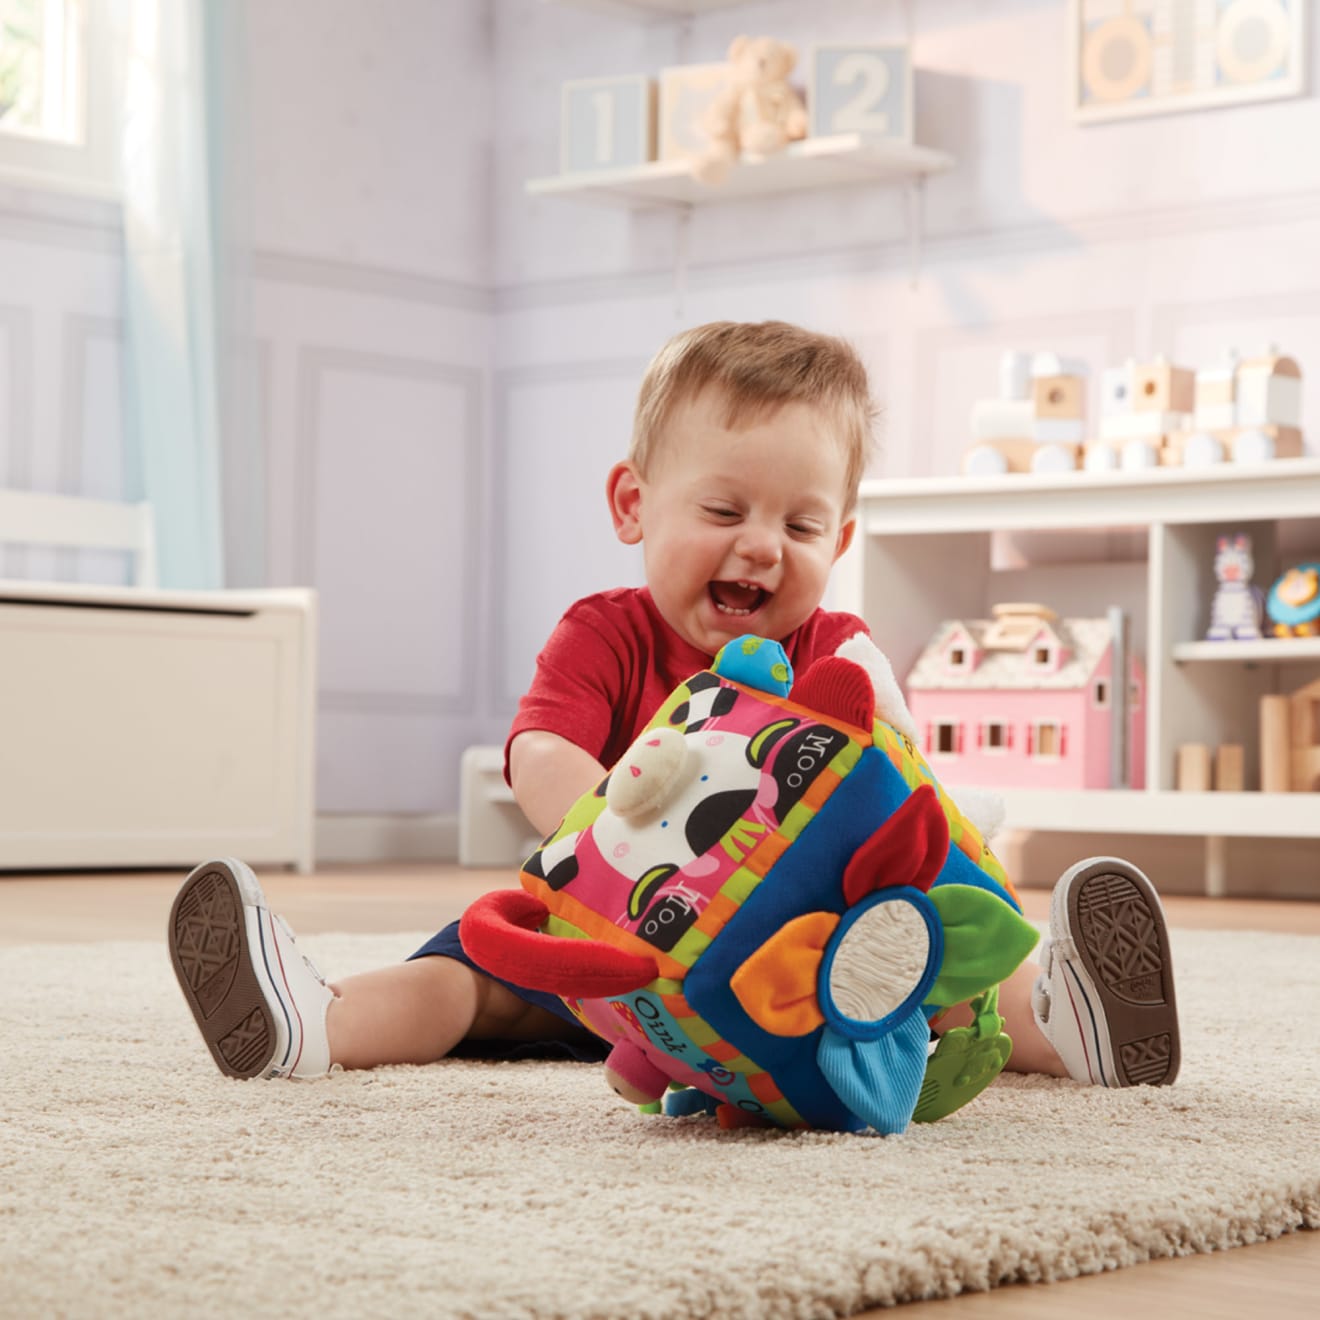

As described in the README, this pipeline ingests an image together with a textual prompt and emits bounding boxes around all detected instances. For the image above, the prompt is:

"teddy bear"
[691,35,809,186]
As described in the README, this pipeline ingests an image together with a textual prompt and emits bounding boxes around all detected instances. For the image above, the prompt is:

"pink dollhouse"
[905,604,1145,791]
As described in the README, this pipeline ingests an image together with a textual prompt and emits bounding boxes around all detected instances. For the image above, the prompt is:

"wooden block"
[657,62,729,161]
[1175,743,1212,792]
[808,44,912,142]
[1214,744,1244,792]
[1032,374,1086,421]
[560,75,657,175]
[1260,694,1291,793]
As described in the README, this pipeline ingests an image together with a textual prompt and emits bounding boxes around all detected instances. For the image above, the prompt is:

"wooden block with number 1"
[560,74,656,176]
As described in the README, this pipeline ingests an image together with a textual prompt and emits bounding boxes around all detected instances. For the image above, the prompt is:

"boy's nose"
[734,525,783,568]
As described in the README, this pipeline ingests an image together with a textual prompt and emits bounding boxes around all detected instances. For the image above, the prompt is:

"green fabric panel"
[925,884,1040,1007]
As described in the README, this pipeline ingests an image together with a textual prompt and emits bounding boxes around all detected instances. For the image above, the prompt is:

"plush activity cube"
[461,635,1037,1134]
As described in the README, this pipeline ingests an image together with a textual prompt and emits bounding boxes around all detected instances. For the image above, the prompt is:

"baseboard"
[315,813,459,864]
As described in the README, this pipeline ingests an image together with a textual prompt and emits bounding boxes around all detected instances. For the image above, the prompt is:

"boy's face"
[609,389,856,657]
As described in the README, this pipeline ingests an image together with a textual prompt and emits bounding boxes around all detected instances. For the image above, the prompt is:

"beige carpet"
[3,926,1317,1319]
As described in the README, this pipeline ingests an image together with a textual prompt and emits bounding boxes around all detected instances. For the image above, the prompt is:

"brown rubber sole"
[168,860,280,1079]
[1060,859,1180,1086]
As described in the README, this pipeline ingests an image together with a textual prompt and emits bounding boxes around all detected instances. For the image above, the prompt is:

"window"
[982,721,1008,752]
[1093,679,1110,708]
[1033,645,1053,667]
[0,0,113,194]
[1029,721,1066,758]
[0,0,84,143]
[934,722,962,755]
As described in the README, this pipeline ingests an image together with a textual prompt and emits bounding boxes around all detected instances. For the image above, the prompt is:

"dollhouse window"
[1093,679,1110,708]
[949,646,966,667]
[934,721,961,754]
[1033,645,1054,668]
[982,722,1007,752]
[1029,721,1065,757]
[1130,680,1142,710]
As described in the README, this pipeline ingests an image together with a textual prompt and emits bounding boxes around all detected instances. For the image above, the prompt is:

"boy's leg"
[1028,855,1180,1086]
[936,856,1179,1086]
[326,959,584,1070]
[169,857,579,1079]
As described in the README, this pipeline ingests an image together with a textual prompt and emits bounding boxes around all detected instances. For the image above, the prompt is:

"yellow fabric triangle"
[730,910,839,1036]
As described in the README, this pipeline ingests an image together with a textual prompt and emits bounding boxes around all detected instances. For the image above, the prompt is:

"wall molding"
[1150,288,1320,352]
[0,179,121,253]
[0,303,35,578]
[295,344,485,716]
[315,812,458,864]
[489,357,648,712]
[491,187,1320,314]
[253,248,494,314]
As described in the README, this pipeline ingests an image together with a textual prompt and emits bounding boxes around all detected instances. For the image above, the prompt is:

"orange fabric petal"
[730,910,839,1036]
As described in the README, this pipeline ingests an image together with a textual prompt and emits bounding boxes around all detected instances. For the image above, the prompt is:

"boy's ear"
[607,461,644,545]
[833,516,857,562]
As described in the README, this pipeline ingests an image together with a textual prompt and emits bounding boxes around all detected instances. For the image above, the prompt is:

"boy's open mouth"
[709,580,770,617]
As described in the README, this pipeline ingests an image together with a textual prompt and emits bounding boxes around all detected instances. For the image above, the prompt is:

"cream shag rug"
[2,926,1317,1319]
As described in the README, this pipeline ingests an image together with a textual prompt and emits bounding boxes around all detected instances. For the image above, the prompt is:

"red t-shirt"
[504,586,870,780]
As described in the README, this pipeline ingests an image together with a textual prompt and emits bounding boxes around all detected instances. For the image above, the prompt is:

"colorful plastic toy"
[1266,563,1320,638]
[461,635,1038,1135]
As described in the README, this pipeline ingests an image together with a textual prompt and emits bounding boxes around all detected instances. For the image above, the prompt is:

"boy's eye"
[788,521,824,538]
[703,505,740,521]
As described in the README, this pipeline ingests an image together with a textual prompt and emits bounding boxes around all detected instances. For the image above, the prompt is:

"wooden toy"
[657,62,731,162]
[1215,744,1245,793]
[1175,744,1212,792]
[1260,681,1320,792]
[1084,356,1196,472]
[1180,351,1304,467]
[904,604,1146,791]
[1077,349,1305,472]
[1260,694,1292,792]
[963,351,1089,476]
[808,43,912,142]
[560,75,657,175]
[1206,532,1265,641]
[460,634,1036,1135]
[1266,562,1320,637]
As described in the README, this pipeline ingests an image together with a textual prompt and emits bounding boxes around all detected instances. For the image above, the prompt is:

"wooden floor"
[2,864,1316,1316]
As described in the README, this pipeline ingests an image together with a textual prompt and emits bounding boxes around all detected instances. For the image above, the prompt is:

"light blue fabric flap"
[816,1007,931,1135]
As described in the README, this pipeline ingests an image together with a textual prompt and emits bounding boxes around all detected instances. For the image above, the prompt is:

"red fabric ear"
[459,889,658,996]
[792,656,876,732]
[841,783,950,906]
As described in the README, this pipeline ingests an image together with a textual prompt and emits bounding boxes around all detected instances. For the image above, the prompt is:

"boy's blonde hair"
[630,320,877,507]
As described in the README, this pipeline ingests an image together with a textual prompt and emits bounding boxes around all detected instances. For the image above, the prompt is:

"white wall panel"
[297,348,481,708]
[64,315,127,583]
[494,362,645,710]
[245,0,493,287]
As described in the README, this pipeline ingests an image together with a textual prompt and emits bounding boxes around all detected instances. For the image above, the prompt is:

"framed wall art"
[1070,0,1307,123]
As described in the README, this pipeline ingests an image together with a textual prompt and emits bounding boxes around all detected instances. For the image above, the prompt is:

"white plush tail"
[834,633,918,743]
[834,632,1005,841]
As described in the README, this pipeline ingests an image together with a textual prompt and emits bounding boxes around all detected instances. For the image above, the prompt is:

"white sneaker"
[168,858,335,1079]
[1031,857,1180,1087]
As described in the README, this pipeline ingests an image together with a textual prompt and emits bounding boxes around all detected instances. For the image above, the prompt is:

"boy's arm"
[508,729,608,838]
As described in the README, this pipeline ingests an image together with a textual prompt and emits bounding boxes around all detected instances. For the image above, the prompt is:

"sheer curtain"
[115,0,256,590]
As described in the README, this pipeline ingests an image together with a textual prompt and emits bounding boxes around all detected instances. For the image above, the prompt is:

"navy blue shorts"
[409,920,607,1062]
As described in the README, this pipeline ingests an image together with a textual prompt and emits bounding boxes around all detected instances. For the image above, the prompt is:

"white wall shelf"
[527,134,953,209]
[1172,638,1320,664]
[838,457,1320,894]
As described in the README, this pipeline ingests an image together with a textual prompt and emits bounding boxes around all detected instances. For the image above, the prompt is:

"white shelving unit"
[837,458,1320,895]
